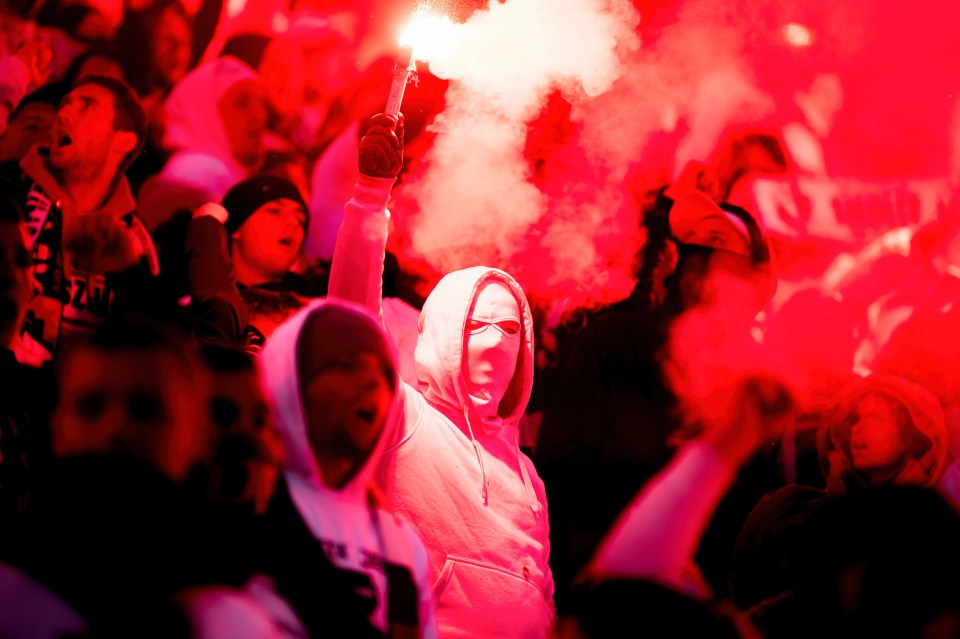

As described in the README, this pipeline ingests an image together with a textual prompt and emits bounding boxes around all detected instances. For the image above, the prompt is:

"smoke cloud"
[394,0,960,326]
[397,0,642,318]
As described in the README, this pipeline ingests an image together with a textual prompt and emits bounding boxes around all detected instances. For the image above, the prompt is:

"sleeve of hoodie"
[185,214,248,347]
[329,174,426,448]
[328,174,395,317]
[586,441,738,600]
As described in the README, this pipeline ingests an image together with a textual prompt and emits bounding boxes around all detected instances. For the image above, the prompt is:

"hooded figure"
[384,268,553,638]
[329,115,554,638]
[258,299,437,638]
[817,374,949,493]
[138,57,267,230]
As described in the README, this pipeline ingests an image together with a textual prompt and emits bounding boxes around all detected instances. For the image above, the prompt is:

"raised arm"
[328,114,404,319]
[185,203,248,348]
[586,377,794,598]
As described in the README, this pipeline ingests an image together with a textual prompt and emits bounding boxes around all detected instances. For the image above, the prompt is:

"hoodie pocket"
[432,556,551,639]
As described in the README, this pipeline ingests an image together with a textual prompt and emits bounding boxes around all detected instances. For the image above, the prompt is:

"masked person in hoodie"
[328,114,554,638]
[257,299,437,638]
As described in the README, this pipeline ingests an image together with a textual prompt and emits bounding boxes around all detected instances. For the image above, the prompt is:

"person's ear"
[112,130,138,155]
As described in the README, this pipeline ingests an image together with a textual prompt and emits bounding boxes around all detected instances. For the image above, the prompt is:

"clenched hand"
[358,113,404,179]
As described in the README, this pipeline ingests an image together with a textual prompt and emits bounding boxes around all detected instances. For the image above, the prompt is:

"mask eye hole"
[466,318,486,333]
[496,320,521,335]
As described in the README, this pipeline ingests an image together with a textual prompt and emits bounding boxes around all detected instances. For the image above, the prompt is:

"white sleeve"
[328,174,396,320]
[588,441,736,598]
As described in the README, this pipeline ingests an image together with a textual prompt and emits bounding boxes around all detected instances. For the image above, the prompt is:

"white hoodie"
[330,176,554,638]
[138,56,259,230]
[258,299,437,637]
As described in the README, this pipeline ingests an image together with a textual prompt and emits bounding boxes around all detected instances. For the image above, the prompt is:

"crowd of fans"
[2,0,960,637]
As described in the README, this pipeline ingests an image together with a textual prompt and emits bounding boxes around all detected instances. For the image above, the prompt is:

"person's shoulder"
[572,307,664,360]
[0,160,27,188]
[589,307,661,332]
[376,507,431,562]
[0,159,21,175]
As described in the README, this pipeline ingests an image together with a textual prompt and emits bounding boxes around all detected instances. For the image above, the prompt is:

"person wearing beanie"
[185,174,323,351]
[220,175,310,289]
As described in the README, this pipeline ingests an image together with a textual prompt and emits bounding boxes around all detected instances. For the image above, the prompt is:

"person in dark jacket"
[536,188,777,614]
[185,174,318,349]
[0,74,159,366]
[0,197,54,523]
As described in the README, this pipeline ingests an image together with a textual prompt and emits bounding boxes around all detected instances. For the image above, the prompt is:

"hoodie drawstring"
[464,408,542,515]
[516,430,542,516]
[464,409,489,506]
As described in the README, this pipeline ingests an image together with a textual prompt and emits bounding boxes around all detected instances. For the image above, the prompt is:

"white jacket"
[330,176,554,638]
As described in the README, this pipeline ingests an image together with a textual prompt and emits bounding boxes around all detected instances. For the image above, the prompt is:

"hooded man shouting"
[258,299,437,638]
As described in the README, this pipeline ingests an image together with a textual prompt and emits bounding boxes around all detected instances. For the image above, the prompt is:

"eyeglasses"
[73,389,169,425]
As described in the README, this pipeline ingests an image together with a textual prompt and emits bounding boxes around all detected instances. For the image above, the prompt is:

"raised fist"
[193,202,229,224]
[358,113,404,179]
[64,214,144,273]
[703,375,795,468]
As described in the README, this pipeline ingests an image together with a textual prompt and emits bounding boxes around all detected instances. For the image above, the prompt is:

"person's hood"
[19,145,160,275]
[114,0,186,96]
[20,145,136,221]
[414,266,535,434]
[258,298,400,498]
[163,56,258,182]
[817,374,949,493]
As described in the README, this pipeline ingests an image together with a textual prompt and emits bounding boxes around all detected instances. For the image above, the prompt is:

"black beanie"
[222,176,310,237]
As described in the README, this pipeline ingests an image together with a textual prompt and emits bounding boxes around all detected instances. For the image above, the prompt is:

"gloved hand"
[358,113,404,179]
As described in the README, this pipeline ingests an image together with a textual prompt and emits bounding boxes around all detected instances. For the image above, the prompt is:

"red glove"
[358,113,404,179]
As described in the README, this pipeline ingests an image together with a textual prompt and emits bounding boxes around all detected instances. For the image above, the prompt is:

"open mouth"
[56,132,73,148]
[279,237,293,247]
[355,407,377,423]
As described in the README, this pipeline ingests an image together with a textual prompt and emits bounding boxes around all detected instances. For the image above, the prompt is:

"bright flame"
[225,0,245,18]
[400,9,460,63]
[782,22,814,48]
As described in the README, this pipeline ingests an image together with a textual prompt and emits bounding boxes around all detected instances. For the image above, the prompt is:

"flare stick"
[385,45,415,118]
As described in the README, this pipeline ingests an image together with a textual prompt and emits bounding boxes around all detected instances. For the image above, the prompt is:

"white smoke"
[403,0,641,304]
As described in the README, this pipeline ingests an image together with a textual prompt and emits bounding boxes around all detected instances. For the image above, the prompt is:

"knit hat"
[221,176,310,237]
